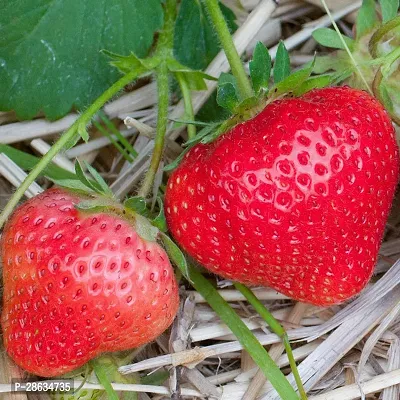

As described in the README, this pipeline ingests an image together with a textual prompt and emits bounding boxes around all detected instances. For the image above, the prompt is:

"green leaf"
[216,73,239,112]
[273,41,291,84]
[356,0,378,38]
[152,198,167,233]
[273,57,315,96]
[84,161,114,197]
[0,145,76,181]
[124,196,147,215]
[160,233,300,400]
[249,42,271,93]
[173,0,237,70]
[312,28,354,50]
[102,50,157,74]
[379,0,399,23]
[0,0,163,120]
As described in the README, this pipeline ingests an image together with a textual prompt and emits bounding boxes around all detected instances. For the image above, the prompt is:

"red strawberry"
[165,87,399,306]
[1,188,179,377]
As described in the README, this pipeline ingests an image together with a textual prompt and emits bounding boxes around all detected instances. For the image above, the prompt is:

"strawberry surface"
[165,87,399,305]
[1,188,179,377]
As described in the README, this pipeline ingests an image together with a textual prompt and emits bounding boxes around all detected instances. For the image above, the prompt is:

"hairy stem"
[234,283,308,400]
[176,72,196,139]
[138,0,176,198]
[203,0,253,100]
[0,67,146,229]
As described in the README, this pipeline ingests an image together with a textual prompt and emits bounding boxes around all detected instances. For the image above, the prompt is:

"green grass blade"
[161,234,300,400]
[99,111,138,159]
[234,283,307,400]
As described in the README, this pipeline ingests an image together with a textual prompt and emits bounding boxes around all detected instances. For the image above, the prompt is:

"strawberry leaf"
[249,42,272,94]
[379,0,399,23]
[273,41,290,84]
[356,0,378,39]
[216,73,239,112]
[173,0,237,70]
[312,28,354,50]
[0,0,164,120]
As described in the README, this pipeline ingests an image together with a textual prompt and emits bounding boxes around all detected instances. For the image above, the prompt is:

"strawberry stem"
[0,67,147,230]
[202,0,254,100]
[234,283,308,400]
[138,0,176,198]
[176,72,197,139]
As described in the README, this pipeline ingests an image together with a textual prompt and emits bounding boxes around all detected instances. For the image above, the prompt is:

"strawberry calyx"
[313,2,400,126]
[52,160,165,242]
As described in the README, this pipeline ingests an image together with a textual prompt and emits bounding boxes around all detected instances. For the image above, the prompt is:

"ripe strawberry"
[165,87,399,306]
[1,188,179,377]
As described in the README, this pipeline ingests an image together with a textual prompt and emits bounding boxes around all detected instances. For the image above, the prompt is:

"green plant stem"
[138,0,176,198]
[176,72,196,139]
[202,0,253,100]
[234,283,308,400]
[0,67,146,230]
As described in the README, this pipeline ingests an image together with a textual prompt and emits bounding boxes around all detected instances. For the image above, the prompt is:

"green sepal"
[160,233,190,280]
[51,179,96,194]
[84,161,114,197]
[249,42,271,94]
[124,196,148,215]
[74,160,103,193]
[272,57,315,96]
[102,50,157,73]
[75,198,113,212]
[313,28,354,50]
[216,73,239,112]
[164,146,192,171]
[293,74,333,96]
[151,197,167,233]
[273,41,290,84]
[184,123,221,146]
